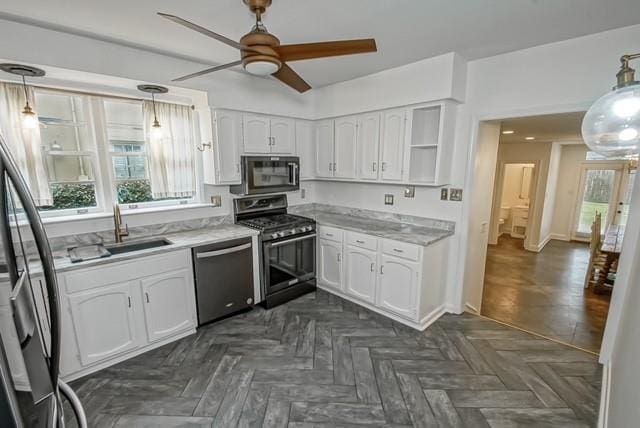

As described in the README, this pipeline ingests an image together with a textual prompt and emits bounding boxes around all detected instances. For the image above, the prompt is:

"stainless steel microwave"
[230,156,300,195]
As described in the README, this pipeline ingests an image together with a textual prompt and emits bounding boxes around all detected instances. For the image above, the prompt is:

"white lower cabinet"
[68,281,139,366]
[59,250,197,378]
[318,239,342,291]
[141,269,195,343]
[317,228,447,328]
[345,246,377,304]
[377,255,419,319]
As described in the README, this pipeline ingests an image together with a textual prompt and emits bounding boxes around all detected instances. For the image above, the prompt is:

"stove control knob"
[278,231,286,237]
[291,229,297,234]
[271,233,279,239]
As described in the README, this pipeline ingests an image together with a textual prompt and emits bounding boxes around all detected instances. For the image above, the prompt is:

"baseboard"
[317,284,446,331]
[550,233,570,241]
[464,302,480,314]
[598,360,611,428]
[61,327,197,382]
[526,234,552,252]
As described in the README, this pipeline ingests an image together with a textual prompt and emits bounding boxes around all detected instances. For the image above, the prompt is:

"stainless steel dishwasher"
[192,237,254,325]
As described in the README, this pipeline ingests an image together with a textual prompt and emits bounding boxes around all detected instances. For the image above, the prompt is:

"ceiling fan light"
[244,60,279,76]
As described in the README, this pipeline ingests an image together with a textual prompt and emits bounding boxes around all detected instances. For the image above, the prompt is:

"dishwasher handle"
[196,242,252,259]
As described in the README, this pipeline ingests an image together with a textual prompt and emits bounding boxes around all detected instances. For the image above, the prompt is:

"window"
[36,91,101,212]
[25,88,197,216]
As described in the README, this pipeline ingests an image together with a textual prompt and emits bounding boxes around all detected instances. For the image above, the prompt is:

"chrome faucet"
[113,204,129,243]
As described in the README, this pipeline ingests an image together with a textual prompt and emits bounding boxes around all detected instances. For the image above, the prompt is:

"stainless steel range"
[234,194,316,308]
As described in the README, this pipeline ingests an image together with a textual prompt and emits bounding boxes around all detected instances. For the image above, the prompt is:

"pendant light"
[582,54,640,158]
[137,84,168,139]
[0,63,46,129]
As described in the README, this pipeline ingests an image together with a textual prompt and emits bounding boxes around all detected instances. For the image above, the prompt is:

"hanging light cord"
[21,75,31,109]
[151,92,159,125]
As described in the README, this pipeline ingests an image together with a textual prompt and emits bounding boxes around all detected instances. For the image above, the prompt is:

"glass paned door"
[616,168,636,227]
[573,164,623,239]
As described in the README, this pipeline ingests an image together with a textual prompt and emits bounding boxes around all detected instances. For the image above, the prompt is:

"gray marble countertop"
[307,211,454,246]
[52,224,259,273]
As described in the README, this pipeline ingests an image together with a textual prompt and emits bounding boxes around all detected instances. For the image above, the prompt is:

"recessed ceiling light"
[502,130,515,134]
[525,137,536,140]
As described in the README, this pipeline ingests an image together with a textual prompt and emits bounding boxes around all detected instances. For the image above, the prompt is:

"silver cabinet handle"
[196,243,252,258]
[382,162,387,171]
[372,162,377,172]
[370,262,375,272]
[328,162,332,171]
[333,162,337,171]
[145,292,150,303]
[325,233,334,237]
[393,248,404,253]
[271,233,317,247]
[127,296,132,308]
[337,253,341,262]
[356,240,365,244]
[380,265,384,274]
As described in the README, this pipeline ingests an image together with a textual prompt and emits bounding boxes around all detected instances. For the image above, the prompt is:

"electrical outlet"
[210,195,222,207]
[450,188,463,201]
[441,188,448,200]
[300,188,306,199]
[384,194,394,205]
[404,186,415,198]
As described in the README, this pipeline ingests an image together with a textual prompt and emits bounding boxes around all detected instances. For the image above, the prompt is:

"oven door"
[245,157,299,195]
[263,232,316,295]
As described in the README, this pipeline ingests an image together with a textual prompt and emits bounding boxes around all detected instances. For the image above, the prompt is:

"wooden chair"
[584,212,608,289]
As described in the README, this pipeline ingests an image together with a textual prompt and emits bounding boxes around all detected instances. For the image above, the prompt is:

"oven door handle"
[196,243,252,258]
[270,233,316,247]
[289,162,298,187]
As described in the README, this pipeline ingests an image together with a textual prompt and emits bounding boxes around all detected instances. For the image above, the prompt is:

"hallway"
[481,236,610,353]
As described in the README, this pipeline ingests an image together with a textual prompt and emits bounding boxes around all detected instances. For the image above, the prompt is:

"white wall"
[551,144,589,240]
[538,143,562,249]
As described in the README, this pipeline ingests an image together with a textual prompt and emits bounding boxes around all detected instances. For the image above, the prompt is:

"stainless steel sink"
[106,238,172,255]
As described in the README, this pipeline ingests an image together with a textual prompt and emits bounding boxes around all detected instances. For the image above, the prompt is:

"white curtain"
[0,82,52,206]
[143,101,196,199]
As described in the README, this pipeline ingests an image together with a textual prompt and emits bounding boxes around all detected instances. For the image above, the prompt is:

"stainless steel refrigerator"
[0,133,86,427]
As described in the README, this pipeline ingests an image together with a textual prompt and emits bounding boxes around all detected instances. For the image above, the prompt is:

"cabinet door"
[243,113,271,153]
[296,120,315,179]
[270,117,296,154]
[334,116,358,179]
[68,282,139,366]
[345,246,377,304]
[214,110,242,184]
[318,239,342,290]
[141,269,195,343]
[380,109,406,181]
[315,120,335,178]
[357,113,381,180]
[377,255,418,320]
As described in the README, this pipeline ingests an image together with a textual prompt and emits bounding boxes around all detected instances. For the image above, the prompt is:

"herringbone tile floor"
[67,290,601,427]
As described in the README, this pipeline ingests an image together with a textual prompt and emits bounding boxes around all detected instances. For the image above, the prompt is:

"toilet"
[498,206,511,235]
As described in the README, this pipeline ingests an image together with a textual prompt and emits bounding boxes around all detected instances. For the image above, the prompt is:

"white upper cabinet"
[380,109,406,181]
[357,113,381,180]
[141,269,195,343]
[345,245,377,304]
[296,120,315,180]
[68,281,139,366]
[315,120,334,178]
[213,110,242,184]
[243,114,271,153]
[377,254,419,320]
[334,116,358,179]
[243,114,296,154]
[270,117,296,153]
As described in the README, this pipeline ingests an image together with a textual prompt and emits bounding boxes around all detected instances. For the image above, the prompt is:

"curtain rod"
[0,78,195,109]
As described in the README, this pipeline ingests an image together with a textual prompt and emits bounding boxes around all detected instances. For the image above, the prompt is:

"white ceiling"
[499,112,586,144]
[1,0,639,88]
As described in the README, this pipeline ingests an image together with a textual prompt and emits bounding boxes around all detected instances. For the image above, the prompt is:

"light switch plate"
[404,186,415,198]
[450,188,463,201]
[300,188,306,199]
[441,188,448,200]
[210,195,222,207]
[384,194,394,205]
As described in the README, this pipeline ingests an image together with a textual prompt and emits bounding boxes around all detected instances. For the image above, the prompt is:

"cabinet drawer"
[64,249,191,294]
[318,226,343,242]
[346,231,377,251]
[381,240,421,261]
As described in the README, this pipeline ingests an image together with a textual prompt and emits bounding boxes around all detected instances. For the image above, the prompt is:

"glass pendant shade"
[22,105,38,129]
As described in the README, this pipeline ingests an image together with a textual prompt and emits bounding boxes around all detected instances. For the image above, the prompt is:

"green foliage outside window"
[41,183,97,210]
[117,180,154,204]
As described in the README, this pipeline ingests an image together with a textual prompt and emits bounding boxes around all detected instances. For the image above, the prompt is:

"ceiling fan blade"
[158,12,258,53]
[276,39,377,62]
[172,60,243,82]
[272,64,311,93]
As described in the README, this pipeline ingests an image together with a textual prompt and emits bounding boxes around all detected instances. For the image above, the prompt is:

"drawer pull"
[145,292,150,303]
[356,240,365,244]
[325,233,334,237]
[127,296,132,308]
[380,265,384,274]
[393,248,404,253]
[370,262,375,272]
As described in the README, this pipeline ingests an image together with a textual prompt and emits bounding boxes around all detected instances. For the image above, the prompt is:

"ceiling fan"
[159,0,377,93]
